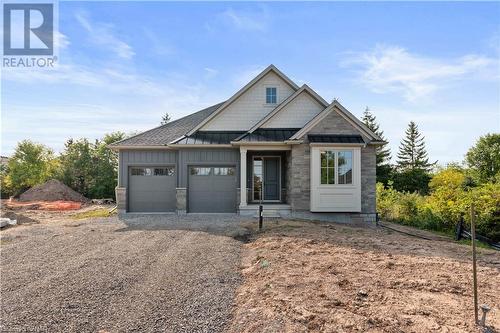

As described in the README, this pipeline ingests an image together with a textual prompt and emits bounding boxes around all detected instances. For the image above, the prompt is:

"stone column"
[115,187,127,214]
[240,147,247,207]
[176,188,187,215]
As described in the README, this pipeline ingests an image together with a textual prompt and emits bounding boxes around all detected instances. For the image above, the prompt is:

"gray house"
[110,65,384,222]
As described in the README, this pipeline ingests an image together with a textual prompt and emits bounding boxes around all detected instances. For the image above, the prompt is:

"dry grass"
[71,208,115,220]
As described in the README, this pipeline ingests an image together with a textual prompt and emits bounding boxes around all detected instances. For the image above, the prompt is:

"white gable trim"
[290,101,381,141]
[246,84,328,133]
[187,65,299,136]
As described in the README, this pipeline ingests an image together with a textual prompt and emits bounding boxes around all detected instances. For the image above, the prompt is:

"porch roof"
[236,128,300,142]
[174,131,245,145]
[308,134,365,144]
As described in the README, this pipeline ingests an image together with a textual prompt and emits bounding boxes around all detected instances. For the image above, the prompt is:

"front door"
[253,157,280,202]
[264,157,280,200]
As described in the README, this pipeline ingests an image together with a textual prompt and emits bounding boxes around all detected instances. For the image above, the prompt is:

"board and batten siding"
[200,71,296,131]
[262,91,325,129]
[118,150,178,187]
[178,149,240,188]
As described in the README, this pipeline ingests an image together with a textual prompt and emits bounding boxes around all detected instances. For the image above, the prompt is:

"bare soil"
[228,220,500,333]
[19,179,88,202]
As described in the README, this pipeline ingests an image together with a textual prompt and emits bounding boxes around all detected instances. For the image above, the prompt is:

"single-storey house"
[110,65,384,222]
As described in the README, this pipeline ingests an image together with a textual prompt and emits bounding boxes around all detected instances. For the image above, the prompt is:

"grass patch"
[72,208,115,220]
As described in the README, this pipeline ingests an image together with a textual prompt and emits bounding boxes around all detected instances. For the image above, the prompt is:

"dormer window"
[266,87,277,104]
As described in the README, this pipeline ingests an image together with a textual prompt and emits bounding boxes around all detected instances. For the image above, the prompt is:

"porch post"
[240,147,247,207]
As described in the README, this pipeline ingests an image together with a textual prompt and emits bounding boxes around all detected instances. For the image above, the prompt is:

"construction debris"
[19,180,88,203]
[0,218,17,228]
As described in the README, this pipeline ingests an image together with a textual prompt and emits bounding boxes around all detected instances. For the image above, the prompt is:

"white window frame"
[265,86,278,105]
[310,146,361,212]
[319,150,354,187]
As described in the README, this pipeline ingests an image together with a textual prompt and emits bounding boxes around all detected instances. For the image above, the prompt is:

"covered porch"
[238,145,292,216]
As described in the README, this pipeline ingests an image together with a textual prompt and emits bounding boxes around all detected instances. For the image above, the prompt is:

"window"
[320,152,335,184]
[131,167,152,176]
[213,167,235,176]
[154,167,175,176]
[320,150,353,185]
[337,151,353,184]
[190,167,211,176]
[266,87,277,104]
[253,158,263,200]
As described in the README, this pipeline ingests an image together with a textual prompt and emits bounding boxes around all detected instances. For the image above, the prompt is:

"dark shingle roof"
[308,134,365,144]
[110,102,224,147]
[236,129,300,142]
[175,131,246,145]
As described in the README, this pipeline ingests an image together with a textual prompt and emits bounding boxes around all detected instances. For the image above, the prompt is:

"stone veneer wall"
[176,188,187,215]
[115,187,127,214]
[288,106,377,216]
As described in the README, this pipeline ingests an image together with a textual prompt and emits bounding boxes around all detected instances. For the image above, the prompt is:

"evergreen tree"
[161,113,171,125]
[362,107,391,165]
[362,107,392,184]
[397,121,433,171]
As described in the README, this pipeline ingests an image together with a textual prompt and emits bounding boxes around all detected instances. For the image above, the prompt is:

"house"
[110,65,384,222]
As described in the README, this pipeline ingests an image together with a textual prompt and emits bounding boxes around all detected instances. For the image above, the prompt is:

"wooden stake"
[471,204,478,324]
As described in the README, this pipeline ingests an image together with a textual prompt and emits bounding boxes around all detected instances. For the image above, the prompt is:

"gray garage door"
[128,166,176,212]
[188,166,237,213]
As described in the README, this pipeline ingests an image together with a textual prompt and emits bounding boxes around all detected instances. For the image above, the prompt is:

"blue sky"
[2,1,499,164]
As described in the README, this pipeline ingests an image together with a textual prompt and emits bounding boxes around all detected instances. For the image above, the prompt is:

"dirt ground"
[228,220,500,333]
[1,207,499,332]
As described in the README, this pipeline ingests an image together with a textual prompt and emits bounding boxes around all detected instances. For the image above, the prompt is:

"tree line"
[0,132,126,200]
[363,107,499,242]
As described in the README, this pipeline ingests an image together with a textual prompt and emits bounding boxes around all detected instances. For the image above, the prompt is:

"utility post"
[471,204,478,325]
[258,183,263,230]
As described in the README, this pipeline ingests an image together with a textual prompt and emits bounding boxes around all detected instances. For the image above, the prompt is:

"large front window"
[320,150,353,185]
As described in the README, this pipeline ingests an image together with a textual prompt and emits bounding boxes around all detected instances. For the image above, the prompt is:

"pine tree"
[397,121,432,171]
[362,107,391,166]
[161,113,171,125]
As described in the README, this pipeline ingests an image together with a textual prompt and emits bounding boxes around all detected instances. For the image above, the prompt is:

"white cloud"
[343,45,497,102]
[75,11,135,59]
[233,65,266,86]
[204,67,218,79]
[207,7,269,33]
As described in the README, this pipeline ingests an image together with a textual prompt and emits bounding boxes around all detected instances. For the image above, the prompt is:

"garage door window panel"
[154,167,175,176]
[214,167,235,176]
[191,167,211,176]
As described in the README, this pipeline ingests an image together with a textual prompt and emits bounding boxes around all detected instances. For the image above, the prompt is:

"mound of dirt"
[20,180,88,203]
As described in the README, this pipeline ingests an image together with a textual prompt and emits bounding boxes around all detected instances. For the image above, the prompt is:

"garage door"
[128,166,176,212]
[188,166,237,213]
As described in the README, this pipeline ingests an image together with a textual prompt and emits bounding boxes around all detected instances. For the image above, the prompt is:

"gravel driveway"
[1,215,248,332]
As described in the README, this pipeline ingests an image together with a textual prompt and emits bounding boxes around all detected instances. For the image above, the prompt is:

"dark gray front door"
[264,157,280,201]
[128,166,176,212]
[188,166,237,213]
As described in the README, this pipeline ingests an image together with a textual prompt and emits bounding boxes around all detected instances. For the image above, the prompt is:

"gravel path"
[1,215,246,332]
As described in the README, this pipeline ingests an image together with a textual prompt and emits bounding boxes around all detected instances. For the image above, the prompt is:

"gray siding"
[178,149,240,188]
[119,150,178,187]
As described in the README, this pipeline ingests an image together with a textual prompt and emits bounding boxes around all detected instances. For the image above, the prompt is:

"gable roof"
[109,102,224,148]
[186,64,299,136]
[289,100,382,142]
[246,84,328,133]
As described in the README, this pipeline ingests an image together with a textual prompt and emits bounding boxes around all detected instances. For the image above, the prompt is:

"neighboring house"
[0,156,8,168]
[110,65,384,222]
